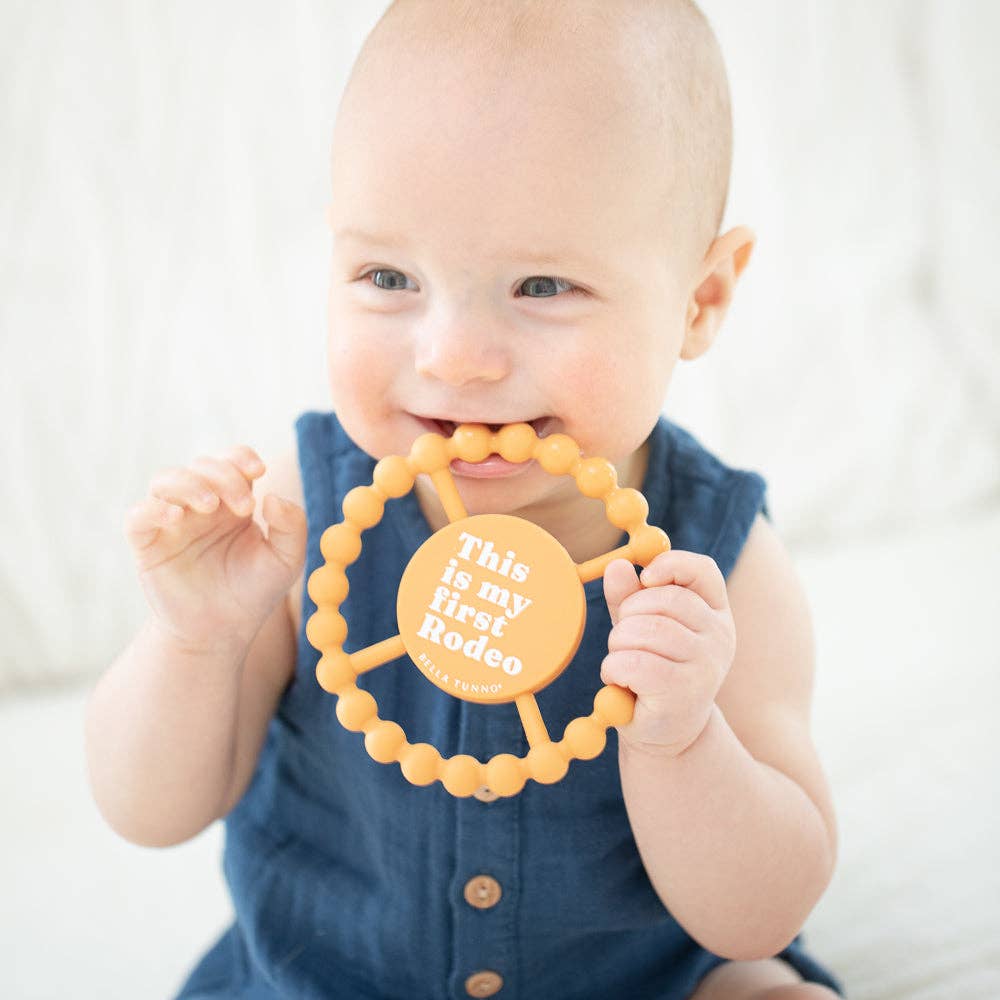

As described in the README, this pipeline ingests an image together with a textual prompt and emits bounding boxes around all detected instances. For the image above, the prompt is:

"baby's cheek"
[326,326,390,410]
[555,345,606,400]
[558,345,662,456]
[560,347,628,414]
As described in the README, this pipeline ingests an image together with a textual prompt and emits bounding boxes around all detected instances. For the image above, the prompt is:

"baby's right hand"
[124,445,307,653]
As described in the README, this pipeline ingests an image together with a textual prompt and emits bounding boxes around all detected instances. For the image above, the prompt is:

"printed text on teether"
[416,531,534,686]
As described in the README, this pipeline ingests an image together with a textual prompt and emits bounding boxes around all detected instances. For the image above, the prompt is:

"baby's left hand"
[601,552,736,758]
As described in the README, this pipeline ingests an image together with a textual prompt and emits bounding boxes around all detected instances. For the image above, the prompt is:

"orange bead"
[365,720,407,763]
[605,487,649,530]
[562,715,606,760]
[335,687,377,731]
[629,524,671,565]
[306,564,349,605]
[373,455,414,497]
[441,754,482,796]
[575,457,618,498]
[495,423,537,464]
[305,607,347,649]
[320,523,362,564]
[527,742,569,784]
[399,742,441,785]
[485,753,527,796]
[342,486,384,528]
[535,433,581,475]
[452,424,493,463]
[593,684,635,727]
[409,432,450,473]
[315,652,355,693]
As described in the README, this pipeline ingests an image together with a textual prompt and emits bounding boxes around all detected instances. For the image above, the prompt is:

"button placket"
[450,703,520,999]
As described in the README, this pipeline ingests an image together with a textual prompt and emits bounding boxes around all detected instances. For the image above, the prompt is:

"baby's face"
[326,30,700,522]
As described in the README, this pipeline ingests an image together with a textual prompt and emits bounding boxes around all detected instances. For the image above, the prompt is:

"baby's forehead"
[332,86,668,266]
[353,3,669,124]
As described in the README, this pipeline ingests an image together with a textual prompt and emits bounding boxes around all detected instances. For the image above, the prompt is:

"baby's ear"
[680,226,755,360]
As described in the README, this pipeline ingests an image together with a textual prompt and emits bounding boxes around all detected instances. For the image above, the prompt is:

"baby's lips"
[412,414,551,438]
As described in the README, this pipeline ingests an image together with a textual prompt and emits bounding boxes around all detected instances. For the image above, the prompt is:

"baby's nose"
[413,319,510,386]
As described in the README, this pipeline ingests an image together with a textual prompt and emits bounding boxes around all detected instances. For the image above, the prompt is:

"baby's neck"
[541,439,650,564]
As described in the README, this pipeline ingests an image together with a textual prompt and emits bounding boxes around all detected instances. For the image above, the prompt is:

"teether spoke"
[429,466,468,522]
[350,634,408,674]
[575,543,636,584]
[306,420,672,796]
[515,693,551,747]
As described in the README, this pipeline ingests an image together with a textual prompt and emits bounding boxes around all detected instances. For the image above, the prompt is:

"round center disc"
[396,514,586,704]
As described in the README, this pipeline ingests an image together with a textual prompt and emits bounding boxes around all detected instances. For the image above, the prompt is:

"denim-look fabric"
[176,410,844,1000]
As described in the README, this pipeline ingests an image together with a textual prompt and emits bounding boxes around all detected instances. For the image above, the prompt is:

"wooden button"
[465,970,504,997]
[463,874,502,909]
[473,784,500,802]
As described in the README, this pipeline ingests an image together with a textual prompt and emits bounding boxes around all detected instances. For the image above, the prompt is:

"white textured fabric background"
[1,1,998,998]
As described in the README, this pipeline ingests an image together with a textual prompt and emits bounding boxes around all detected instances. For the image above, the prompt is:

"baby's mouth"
[413,415,552,439]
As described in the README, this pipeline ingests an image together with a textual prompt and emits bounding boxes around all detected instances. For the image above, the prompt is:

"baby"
[85,1,844,998]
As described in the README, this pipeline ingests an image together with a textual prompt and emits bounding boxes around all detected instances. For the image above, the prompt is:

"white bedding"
[4,507,999,999]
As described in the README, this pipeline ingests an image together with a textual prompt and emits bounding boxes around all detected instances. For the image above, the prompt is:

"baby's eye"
[357,269,583,299]
[361,268,416,291]
[517,276,582,298]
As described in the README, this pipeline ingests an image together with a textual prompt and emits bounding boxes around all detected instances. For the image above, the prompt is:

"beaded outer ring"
[305,422,670,797]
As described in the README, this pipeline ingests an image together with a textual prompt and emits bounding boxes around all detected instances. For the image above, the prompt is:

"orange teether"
[305,422,670,797]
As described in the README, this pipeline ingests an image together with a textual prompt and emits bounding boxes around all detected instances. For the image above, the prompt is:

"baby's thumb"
[261,494,307,571]
[603,558,642,626]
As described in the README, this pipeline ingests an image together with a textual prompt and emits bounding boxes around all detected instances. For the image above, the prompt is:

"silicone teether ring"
[305,422,670,797]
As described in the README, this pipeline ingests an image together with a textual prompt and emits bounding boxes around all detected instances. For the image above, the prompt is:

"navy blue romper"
[176,410,844,999]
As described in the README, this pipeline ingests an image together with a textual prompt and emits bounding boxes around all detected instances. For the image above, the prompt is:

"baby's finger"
[639,550,729,612]
[123,496,184,548]
[189,455,256,517]
[149,466,221,514]
[261,494,307,569]
[616,583,710,633]
[603,559,643,627]
[600,647,680,695]
[224,444,266,481]
[607,613,699,662]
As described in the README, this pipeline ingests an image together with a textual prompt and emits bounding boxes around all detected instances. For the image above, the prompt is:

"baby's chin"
[413,461,574,534]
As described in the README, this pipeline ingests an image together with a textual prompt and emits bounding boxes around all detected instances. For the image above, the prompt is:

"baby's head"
[325,0,752,528]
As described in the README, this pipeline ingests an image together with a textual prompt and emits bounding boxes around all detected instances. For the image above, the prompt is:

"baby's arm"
[603,514,837,960]
[84,447,306,847]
